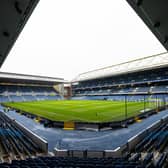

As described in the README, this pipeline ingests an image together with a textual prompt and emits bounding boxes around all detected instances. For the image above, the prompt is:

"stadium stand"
[0,72,65,103]
[0,73,64,163]
[0,156,145,168]
[0,84,61,102]
[72,53,168,103]
[0,115,168,167]
[2,53,166,167]
[8,115,168,168]
[0,112,45,163]
[1,0,168,167]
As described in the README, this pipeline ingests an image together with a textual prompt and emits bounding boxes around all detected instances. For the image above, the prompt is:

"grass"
[4,100,156,123]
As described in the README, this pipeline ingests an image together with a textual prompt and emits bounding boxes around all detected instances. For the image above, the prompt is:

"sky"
[1,0,166,81]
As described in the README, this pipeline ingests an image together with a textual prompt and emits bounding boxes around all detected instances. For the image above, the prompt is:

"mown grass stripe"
[4,100,155,123]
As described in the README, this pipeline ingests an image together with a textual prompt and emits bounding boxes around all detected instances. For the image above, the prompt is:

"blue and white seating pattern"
[0,156,145,168]
[0,85,62,102]
[72,67,168,99]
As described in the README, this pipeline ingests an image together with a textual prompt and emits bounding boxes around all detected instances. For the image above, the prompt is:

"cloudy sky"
[1,0,166,80]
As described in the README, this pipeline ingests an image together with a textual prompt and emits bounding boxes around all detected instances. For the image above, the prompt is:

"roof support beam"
[126,0,168,51]
[0,0,39,67]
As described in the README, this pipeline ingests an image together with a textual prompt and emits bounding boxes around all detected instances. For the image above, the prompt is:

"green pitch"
[4,100,156,123]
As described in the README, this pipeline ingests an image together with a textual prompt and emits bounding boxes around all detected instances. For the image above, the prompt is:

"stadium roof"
[0,72,65,85]
[73,52,168,82]
[0,0,39,67]
[126,0,168,51]
[1,0,168,79]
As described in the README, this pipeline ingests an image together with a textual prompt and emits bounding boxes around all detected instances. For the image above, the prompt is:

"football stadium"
[0,0,168,167]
